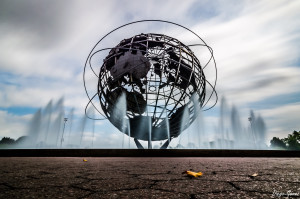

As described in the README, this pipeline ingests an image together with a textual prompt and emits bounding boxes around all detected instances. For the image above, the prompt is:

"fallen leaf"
[248,173,258,178]
[183,170,203,177]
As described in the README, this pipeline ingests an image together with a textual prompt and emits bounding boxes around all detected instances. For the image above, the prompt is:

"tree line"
[0,136,27,147]
[270,130,300,150]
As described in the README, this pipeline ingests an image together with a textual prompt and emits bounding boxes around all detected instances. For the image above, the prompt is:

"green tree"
[15,136,28,144]
[284,131,300,150]
[0,137,16,145]
[270,137,286,149]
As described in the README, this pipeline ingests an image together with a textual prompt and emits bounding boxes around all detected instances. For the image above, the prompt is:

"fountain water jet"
[66,108,74,147]
[43,100,52,145]
[14,95,267,149]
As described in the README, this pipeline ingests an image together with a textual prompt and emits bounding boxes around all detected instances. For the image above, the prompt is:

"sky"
[0,0,300,148]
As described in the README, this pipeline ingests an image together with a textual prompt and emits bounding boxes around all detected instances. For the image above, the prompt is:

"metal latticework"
[98,33,205,140]
[83,20,217,148]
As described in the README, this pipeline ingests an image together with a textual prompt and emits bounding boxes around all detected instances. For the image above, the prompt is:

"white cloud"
[260,102,300,139]
[0,0,299,145]
[190,0,300,106]
[0,110,31,139]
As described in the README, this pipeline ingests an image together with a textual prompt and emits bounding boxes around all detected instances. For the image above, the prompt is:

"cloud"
[260,103,300,138]
[0,1,70,48]
[0,0,299,144]
[0,110,31,139]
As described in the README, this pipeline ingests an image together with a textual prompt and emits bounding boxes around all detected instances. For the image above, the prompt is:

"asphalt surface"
[0,157,299,198]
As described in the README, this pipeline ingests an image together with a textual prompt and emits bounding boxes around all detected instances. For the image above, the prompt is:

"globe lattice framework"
[99,33,205,142]
[84,20,217,149]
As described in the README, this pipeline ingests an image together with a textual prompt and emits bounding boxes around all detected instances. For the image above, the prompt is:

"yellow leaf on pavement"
[183,170,203,177]
[249,173,258,178]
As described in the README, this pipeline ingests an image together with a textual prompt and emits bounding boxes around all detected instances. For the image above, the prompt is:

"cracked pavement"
[0,157,299,198]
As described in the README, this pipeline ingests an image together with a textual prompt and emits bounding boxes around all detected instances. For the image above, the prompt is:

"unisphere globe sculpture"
[84,20,217,149]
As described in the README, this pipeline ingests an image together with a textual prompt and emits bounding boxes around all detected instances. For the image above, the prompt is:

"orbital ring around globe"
[83,20,218,142]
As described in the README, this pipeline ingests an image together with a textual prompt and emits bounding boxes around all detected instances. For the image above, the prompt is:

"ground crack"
[26,175,40,180]
[0,182,29,190]
[149,180,159,189]
[227,181,241,190]
[207,190,235,194]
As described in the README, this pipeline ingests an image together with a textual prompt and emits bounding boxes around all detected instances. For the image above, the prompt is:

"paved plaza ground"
[0,157,299,198]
